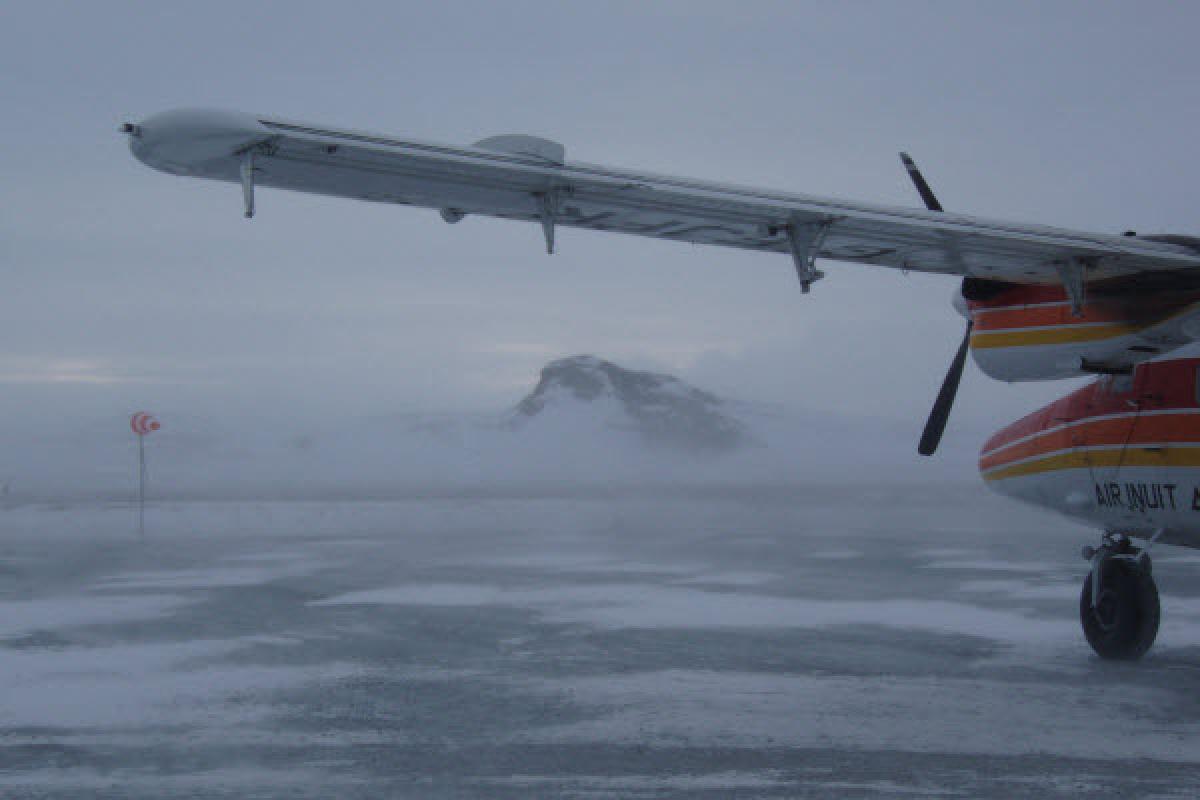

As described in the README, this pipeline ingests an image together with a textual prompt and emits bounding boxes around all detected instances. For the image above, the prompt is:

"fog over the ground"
[2,355,967,496]
[4,2,1200,489]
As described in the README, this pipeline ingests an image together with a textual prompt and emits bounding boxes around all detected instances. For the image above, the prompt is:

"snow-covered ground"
[2,486,1200,798]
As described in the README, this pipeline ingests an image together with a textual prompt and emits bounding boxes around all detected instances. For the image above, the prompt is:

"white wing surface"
[126,109,1200,285]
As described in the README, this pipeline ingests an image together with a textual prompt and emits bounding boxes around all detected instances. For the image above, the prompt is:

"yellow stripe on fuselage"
[970,323,1139,349]
[982,446,1200,481]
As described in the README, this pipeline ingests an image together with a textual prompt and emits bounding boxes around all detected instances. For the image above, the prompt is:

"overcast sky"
[4,1,1200,458]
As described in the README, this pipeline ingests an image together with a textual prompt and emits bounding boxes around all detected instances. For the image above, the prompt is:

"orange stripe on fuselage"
[970,322,1139,349]
[979,412,1200,471]
[973,300,1133,331]
[982,446,1200,481]
[968,290,1200,348]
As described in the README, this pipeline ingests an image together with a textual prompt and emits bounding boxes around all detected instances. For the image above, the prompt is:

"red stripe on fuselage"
[969,285,1200,333]
[979,411,1200,471]
[981,358,1200,462]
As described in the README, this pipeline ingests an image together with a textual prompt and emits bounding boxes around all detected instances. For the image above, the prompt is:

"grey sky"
[4,1,1200,458]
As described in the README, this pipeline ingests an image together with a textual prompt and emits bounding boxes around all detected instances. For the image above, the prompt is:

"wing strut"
[1056,258,1089,317]
[240,150,255,219]
[787,218,833,293]
[536,191,559,254]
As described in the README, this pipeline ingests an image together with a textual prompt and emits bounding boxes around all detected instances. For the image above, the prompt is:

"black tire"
[1080,560,1160,660]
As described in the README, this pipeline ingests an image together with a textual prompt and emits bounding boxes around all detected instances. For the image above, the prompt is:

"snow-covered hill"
[512,355,749,452]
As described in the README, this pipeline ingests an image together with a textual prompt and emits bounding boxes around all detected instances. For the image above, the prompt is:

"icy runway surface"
[3,486,1200,798]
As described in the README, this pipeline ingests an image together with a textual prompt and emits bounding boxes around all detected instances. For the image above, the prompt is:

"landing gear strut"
[1080,533,1160,660]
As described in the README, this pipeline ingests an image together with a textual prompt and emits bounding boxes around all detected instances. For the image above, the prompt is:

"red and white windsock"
[130,411,161,436]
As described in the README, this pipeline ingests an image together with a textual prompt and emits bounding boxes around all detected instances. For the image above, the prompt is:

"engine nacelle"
[964,278,1200,383]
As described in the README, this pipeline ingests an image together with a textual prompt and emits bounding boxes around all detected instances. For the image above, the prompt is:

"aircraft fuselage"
[982,356,1200,549]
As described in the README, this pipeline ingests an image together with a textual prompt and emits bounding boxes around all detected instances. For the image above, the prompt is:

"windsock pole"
[138,434,145,538]
[130,412,160,538]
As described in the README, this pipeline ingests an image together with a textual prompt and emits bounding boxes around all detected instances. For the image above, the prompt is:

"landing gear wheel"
[1080,559,1159,660]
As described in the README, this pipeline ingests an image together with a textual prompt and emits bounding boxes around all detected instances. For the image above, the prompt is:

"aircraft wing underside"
[127,109,1200,286]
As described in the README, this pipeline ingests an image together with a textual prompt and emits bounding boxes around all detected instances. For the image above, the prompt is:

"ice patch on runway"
[1163,595,1200,616]
[0,766,365,794]
[920,547,973,557]
[313,583,504,607]
[2,638,360,728]
[0,594,183,639]
[958,578,1078,600]
[94,561,319,590]
[479,770,790,791]
[518,669,1200,762]
[674,570,777,586]
[1157,552,1200,565]
[312,582,1077,644]
[815,780,964,796]
[224,550,315,563]
[468,552,617,570]
[923,558,1057,573]
[811,549,861,560]
[467,552,705,575]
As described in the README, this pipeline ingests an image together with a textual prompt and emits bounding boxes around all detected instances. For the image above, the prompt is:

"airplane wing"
[124,109,1200,288]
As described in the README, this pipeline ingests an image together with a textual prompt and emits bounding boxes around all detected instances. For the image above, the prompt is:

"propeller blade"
[899,152,944,212]
[901,152,965,455]
[918,319,973,456]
